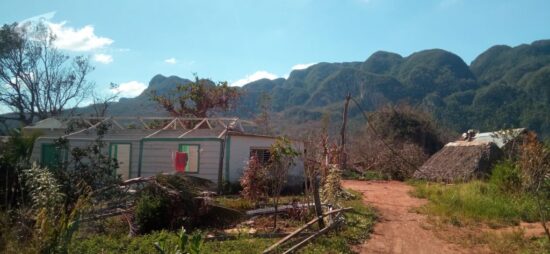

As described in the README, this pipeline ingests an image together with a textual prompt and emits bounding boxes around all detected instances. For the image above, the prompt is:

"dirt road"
[342,180,476,254]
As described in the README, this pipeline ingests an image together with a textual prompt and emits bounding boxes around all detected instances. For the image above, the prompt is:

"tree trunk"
[313,174,325,229]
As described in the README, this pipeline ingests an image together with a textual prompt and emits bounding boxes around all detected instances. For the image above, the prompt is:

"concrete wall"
[226,135,304,186]
[29,130,304,189]
[139,139,222,183]
[31,136,141,179]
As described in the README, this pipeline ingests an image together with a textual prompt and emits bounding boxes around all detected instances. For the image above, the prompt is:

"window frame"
[249,147,271,166]
[178,144,200,173]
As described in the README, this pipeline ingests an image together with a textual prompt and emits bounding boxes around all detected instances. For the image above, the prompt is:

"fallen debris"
[262,207,353,254]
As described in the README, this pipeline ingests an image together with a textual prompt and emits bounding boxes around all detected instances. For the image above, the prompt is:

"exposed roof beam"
[138,117,150,129]
[62,117,112,138]
[178,118,207,138]
[144,118,178,138]
[111,118,125,130]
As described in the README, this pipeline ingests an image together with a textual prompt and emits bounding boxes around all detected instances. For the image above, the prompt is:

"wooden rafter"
[62,117,112,138]
[138,117,150,129]
[144,118,178,138]
[51,116,256,139]
[178,118,206,138]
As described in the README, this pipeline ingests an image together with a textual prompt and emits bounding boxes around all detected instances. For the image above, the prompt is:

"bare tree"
[0,22,93,125]
[89,83,119,117]
[519,132,550,241]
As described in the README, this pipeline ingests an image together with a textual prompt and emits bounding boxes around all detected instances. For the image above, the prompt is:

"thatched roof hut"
[413,141,502,182]
[413,128,526,182]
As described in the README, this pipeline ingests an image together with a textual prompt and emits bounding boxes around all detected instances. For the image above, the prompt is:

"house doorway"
[110,143,131,180]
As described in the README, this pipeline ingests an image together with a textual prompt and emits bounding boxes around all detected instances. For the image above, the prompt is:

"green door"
[41,144,63,169]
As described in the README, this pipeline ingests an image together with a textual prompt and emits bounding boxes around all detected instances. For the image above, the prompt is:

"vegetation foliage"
[239,155,268,206]
[64,190,376,254]
[349,104,444,180]
[149,75,240,118]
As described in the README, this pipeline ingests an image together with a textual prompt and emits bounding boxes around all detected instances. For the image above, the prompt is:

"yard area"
[409,180,550,253]
[63,190,376,254]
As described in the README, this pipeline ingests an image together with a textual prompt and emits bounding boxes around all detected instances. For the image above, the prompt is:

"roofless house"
[25,117,304,190]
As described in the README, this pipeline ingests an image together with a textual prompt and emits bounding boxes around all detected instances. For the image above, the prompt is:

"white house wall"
[28,129,304,188]
[139,140,221,183]
[227,135,304,186]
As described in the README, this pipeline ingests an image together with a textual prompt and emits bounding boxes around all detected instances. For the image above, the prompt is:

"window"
[178,144,200,173]
[250,148,271,165]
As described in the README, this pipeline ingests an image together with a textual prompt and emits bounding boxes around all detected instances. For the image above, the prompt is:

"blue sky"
[1,0,549,99]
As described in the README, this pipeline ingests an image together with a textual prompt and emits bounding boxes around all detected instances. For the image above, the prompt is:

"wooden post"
[340,93,351,171]
[313,174,325,229]
[217,127,229,194]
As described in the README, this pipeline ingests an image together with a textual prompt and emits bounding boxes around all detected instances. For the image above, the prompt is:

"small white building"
[25,117,304,190]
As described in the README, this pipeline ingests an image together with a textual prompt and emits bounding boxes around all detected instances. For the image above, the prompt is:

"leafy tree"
[53,122,121,206]
[150,76,239,117]
[0,22,93,125]
[265,137,300,229]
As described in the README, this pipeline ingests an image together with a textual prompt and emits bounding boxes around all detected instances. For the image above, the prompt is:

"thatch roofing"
[413,141,503,182]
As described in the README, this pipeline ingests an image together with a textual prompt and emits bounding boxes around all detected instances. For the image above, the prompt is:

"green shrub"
[154,227,204,254]
[135,193,171,234]
[69,230,178,254]
[490,160,523,193]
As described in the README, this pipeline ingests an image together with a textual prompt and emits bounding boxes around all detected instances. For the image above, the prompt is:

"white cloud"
[230,71,279,87]
[20,12,113,52]
[110,81,147,98]
[48,22,113,51]
[164,58,177,64]
[93,53,113,64]
[291,62,317,70]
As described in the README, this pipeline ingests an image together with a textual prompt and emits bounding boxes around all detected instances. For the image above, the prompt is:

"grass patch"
[409,177,549,253]
[485,231,550,254]
[410,180,538,227]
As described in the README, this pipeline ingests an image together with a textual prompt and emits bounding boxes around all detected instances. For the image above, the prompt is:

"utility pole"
[340,93,351,171]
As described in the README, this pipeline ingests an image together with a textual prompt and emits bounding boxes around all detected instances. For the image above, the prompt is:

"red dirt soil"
[342,180,485,254]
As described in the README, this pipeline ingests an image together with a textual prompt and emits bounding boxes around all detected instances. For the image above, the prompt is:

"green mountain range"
[5,39,550,138]
[230,39,550,138]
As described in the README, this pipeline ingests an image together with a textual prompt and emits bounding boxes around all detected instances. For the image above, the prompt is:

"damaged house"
[414,128,527,182]
[25,117,304,189]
